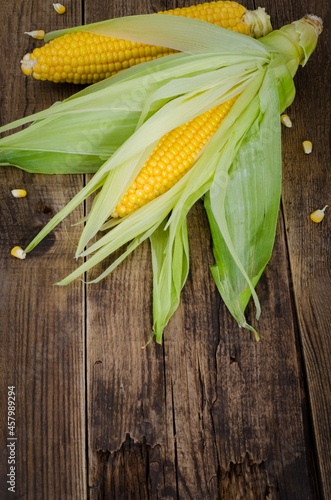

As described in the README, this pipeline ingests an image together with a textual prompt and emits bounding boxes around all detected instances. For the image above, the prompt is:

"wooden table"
[0,1,330,498]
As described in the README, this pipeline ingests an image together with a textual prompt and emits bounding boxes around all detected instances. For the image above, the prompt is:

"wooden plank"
[83,2,179,498]
[164,204,318,499]
[0,1,86,498]
[255,0,331,497]
[83,1,320,498]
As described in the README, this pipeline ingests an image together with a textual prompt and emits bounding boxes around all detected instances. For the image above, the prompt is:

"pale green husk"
[150,217,189,343]
[1,15,321,342]
[205,68,282,339]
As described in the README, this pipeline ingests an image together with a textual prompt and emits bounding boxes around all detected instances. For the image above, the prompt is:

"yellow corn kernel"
[112,98,236,218]
[53,3,66,14]
[310,205,328,223]
[22,66,32,76]
[281,114,292,128]
[159,1,250,35]
[11,189,27,198]
[21,2,272,84]
[11,246,26,260]
[24,30,45,40]
[302,140,312,154]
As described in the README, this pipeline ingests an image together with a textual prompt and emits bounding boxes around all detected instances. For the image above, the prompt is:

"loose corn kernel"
[53,3,66,14]
[11,189,27,198]
[11,246,27,260]
[281,114,292,128]
[302,140,312,154]
[21,2,272,84]
[24,30,45,40]
[112,98,236,218]
[310,205,328,223]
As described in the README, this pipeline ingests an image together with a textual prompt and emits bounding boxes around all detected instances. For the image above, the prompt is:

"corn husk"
[0,15,322,341]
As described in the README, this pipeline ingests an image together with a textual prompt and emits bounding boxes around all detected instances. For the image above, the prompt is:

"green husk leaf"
[54,186,184,285]
[205,67,282,333]
[165,72,265,234]
[24,169,107,252]
[259,16,321,73]
[0,54,189,173]
[292,16,321,65]
[150,217,189,343]
[82,222,161,284]
[45,15,269,57]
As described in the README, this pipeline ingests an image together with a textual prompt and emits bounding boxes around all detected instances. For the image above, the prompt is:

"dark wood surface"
[0,1,330,499]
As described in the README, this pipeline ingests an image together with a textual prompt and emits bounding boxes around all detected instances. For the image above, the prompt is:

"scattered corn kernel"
[11,189,27,198]
[302,140,312,154]
[310,205,328,223]
[281,114,292,127]
[53,3,66,14]
[24,30,45,40]
[11,246,26,260]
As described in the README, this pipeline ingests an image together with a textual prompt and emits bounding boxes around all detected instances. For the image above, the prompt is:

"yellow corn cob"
[112,98,236,218]
[21,2,271,84]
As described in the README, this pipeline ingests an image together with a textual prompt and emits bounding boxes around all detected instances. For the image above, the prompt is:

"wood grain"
[0,1,86,498]
[83,3,174,499]
[163,205,318,499]
[257,0,331,497]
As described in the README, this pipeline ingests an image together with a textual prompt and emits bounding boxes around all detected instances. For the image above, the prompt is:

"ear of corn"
[1,13,270,175]
[112,98,236,218]
[21,2,272,84]
[2,14,322,341]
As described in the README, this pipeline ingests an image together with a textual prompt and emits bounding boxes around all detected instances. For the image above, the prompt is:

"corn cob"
[21,2,271,84]
[112,98,236,218]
